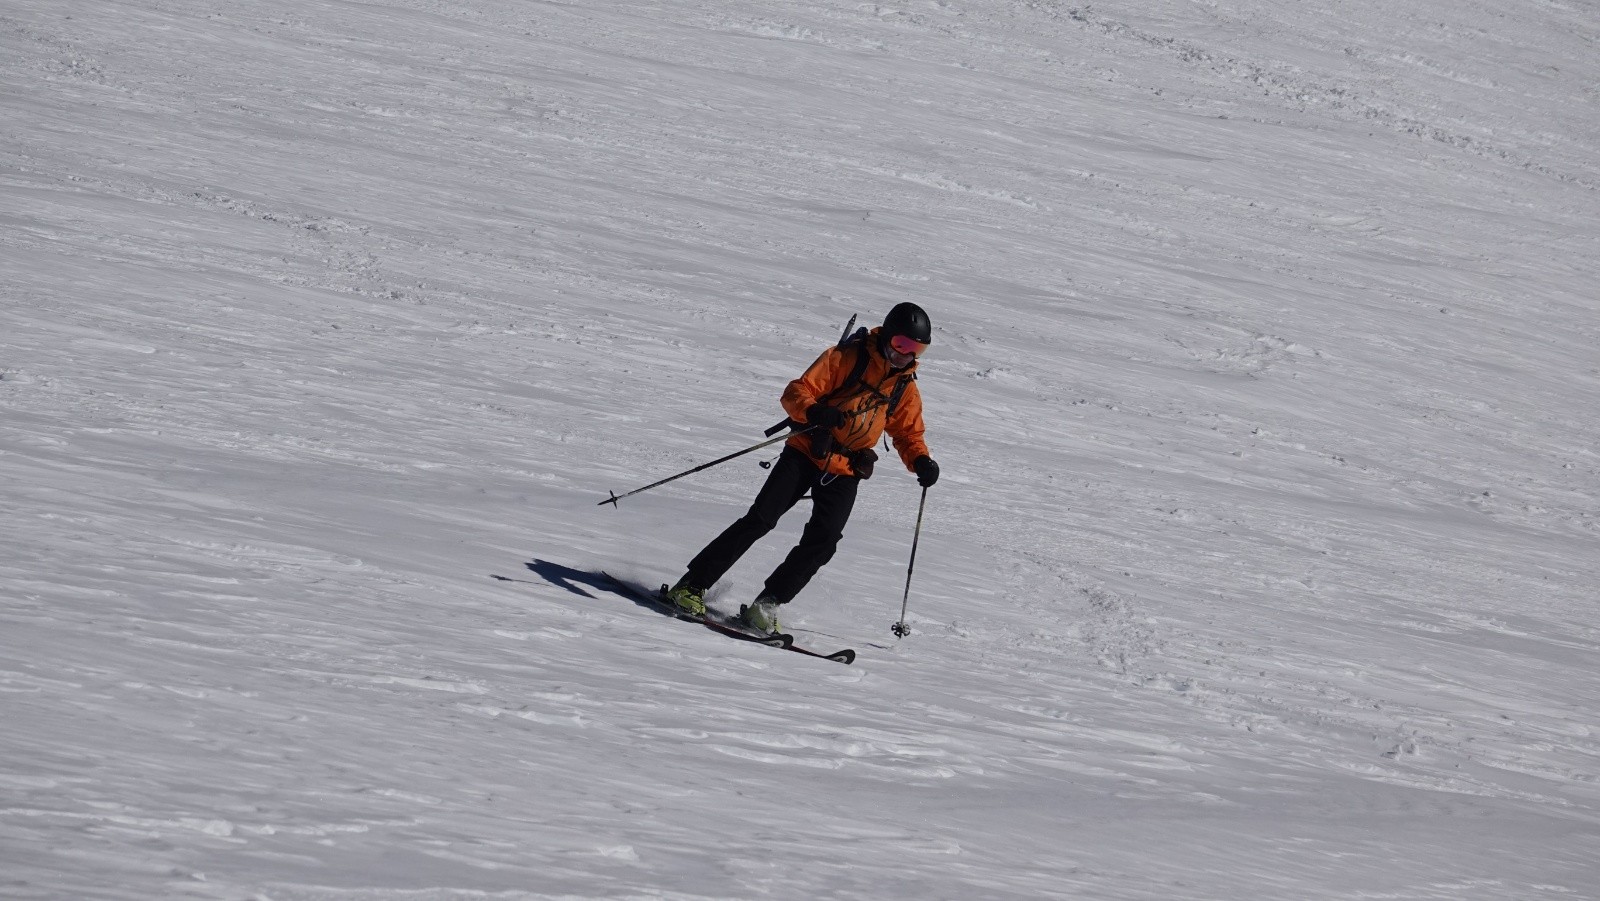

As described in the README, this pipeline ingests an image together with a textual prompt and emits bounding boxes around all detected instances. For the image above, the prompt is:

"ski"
[601,573,856,665]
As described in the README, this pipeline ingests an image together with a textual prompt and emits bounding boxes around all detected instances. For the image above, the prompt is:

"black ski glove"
[806,403,845,430]
[913,455,940,488]
[847,448,878,480]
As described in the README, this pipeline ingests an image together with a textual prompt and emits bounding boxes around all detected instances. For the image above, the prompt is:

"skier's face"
[886,333,925,369]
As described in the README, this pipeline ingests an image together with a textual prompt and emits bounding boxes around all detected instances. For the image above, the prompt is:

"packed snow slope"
[4,1,1599,898]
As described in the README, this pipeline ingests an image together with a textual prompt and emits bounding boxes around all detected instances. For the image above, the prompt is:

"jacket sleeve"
[781,346,846,423]
[886,379,930,470]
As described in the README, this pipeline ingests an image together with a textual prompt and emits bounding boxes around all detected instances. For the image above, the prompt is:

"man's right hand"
[805,403,845,430]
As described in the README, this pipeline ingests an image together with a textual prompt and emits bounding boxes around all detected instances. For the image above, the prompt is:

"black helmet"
[882,302,932,345]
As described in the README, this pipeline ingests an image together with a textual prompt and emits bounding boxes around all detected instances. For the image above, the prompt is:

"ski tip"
[829,650,857,665]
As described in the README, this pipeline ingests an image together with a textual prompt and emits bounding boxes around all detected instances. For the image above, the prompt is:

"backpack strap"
[762,327,872,439]
[769,324,913,443]
[823,329,918,416]
[886,372,915,417]
[819,328,873,407]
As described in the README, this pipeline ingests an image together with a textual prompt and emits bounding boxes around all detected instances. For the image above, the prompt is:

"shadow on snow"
[490,560,666,617]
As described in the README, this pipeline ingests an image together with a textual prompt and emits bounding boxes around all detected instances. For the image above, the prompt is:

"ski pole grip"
[765,417,799,437]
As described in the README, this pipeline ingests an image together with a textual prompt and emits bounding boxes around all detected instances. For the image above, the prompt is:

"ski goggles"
[889,334,929,357]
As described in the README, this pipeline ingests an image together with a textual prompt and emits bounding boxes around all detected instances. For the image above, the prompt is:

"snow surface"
[4,0,1599,898]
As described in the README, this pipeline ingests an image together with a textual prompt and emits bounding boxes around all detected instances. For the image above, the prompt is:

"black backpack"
[823,325,916,420]
[765,315,915,438]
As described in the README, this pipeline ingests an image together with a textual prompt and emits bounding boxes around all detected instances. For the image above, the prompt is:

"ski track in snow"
[3,0,1598,898]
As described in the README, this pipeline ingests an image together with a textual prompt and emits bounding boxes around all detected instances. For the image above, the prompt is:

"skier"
[665,303,941,634]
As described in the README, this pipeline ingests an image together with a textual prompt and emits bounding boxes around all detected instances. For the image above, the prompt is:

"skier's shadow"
[506,559,608,598]
[493,560,664,616]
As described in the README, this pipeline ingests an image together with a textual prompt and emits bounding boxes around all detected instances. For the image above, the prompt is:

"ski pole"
[598,425,816,508]
[892,486,928,638]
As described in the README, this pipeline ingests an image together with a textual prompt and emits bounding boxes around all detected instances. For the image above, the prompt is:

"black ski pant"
[685,446,859,604]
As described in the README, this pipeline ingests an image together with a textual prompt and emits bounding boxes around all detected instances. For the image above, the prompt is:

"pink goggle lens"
[889,334,928,357]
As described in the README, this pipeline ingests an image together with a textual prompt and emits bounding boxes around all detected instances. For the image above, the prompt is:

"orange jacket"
[782,327,930,478]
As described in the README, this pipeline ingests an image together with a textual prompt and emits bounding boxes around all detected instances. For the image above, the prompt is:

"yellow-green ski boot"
[740,597,784,635]
[664,580,707,618]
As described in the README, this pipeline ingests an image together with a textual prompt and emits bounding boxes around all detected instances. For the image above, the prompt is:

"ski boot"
[663,578,707,618]
[740,597,784,635]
